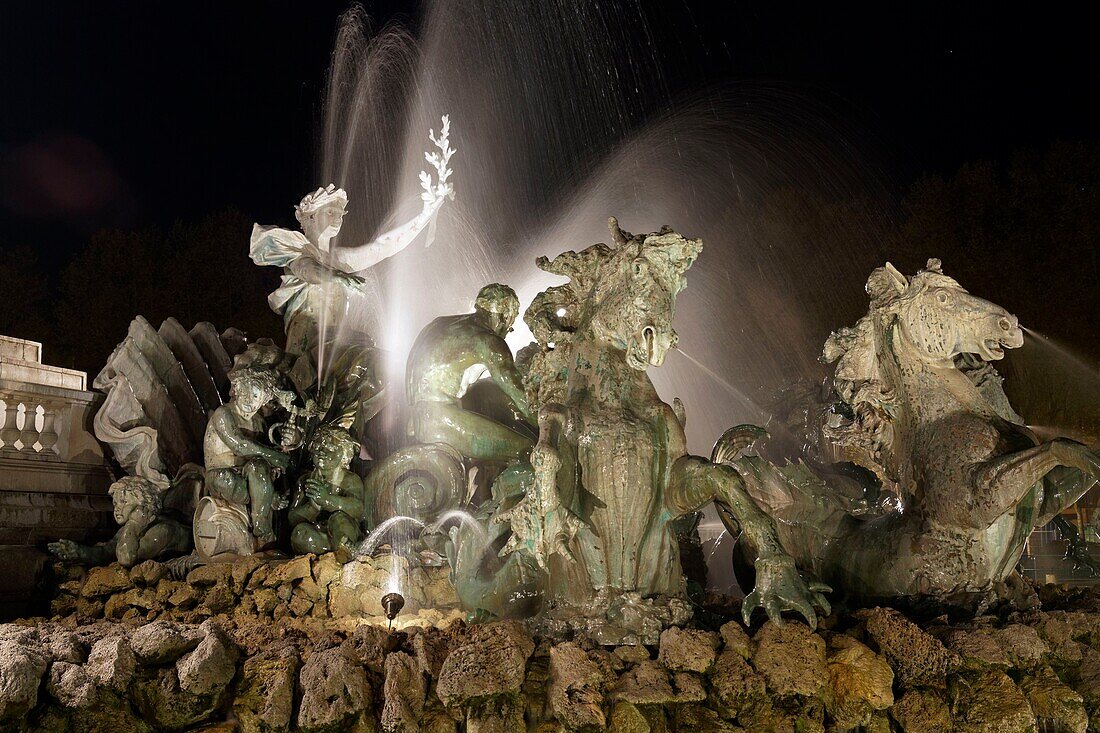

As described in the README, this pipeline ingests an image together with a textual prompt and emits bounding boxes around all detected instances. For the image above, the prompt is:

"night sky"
[1,1,1096,267]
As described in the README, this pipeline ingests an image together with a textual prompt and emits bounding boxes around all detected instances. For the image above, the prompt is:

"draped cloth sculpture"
[249,116,456,390]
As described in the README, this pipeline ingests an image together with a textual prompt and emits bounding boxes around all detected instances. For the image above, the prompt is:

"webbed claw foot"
[742,554,831,630]
[1054,515,1100,577]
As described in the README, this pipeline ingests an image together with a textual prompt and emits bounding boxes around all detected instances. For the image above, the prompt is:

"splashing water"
[425,509,488,546]
[358,515,425,558]
[316,1,902,459]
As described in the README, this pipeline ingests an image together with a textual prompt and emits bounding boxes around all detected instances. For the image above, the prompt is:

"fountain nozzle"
[381,592,405,626]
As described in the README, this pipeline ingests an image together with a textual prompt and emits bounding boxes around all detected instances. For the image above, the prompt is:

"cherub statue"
[405,283,534,462]
[203,366,291,547]
[288,425,367,558]
[249,116,456,388]
[49,476,192,567]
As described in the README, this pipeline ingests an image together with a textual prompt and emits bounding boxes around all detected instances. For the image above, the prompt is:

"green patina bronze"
[48,475,193,568]
[444,219,830,634]
[288,425,367,557]
[724,259,1100,609]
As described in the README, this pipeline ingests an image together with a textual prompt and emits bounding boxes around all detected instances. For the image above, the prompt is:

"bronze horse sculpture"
[720,259,1100,607]
[448,219,830,635]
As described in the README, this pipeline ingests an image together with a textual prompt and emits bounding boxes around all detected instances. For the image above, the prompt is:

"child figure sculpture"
[203,367,291,548]
[48,476,192,568]
[288,425,367,558]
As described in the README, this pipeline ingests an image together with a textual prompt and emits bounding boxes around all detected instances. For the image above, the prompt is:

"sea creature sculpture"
[725,259,1100,607]
[450,219,830,634]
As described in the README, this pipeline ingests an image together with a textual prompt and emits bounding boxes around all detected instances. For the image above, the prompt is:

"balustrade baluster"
[20,403,43,453]
[1,400,24,451]
[38,404,60,455]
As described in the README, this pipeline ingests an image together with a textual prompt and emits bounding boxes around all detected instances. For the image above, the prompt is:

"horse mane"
[820,310,898,480]
[521,217,701,405]
[819,258,1018,482]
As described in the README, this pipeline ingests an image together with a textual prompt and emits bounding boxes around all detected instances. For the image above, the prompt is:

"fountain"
[10,3,1100,731]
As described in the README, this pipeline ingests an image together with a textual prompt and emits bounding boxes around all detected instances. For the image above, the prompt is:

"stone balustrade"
[0,335,114,616]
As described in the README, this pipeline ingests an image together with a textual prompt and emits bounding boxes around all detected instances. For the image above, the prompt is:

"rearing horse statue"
[449,219,830,633]
[723,258,1100,606]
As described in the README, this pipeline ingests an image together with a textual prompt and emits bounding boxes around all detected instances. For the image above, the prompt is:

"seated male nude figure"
[405,283,534,463]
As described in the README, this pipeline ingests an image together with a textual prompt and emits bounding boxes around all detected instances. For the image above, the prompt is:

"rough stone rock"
[658,627,719,673]
[129,620,203,663]
[133,665,225,730]
[382,651,426,733]
[719,620,754,660]
[673,702,742,732]
[74,596,105,621]
[289,592,314,617]
[247,563,272,590]
[863,607,960,688]
[234,643,300,733]
[740,701,825,733]
[343,622,397,674]
[997,623,1049,669]
[297,646,374,732]
[893,690,952,733]
[264,555,313,587]
[130,560,167,586]
[0,640,49,719]
[177,622,237,695]
[186,562,233,587]
[1017,663,1087,733]
[104,587,159,619]
[297,576,326,603]
[671,671,707,702]
[0,623,38,645]
[253,587,279,615]
[1035,611,1087,668]
[168,583,203,608]
[47,660,96,708]
[466,699,525,733]
[408,626,453,678]
[230,554,268,594]
[436,621,534,708]
[608,701,652,733]
[708,649,766,720]
[823,634,893,731]
[203,582,238,614]
[81,565,133,597]
[549,642,608,729]
[611,660,676,705]
[944,628,1011,670]
[612,644,651,667]
[86,635,137,691]
[751,620,827,698]
[45,630,86,664]
[949,668,1036,733]
[312,552,342,589]
[420,701,460,733]
[328,557,396,617]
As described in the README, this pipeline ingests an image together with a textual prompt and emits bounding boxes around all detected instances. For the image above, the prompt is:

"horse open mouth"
[980,338,1006,360]
[627,327,658,370]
